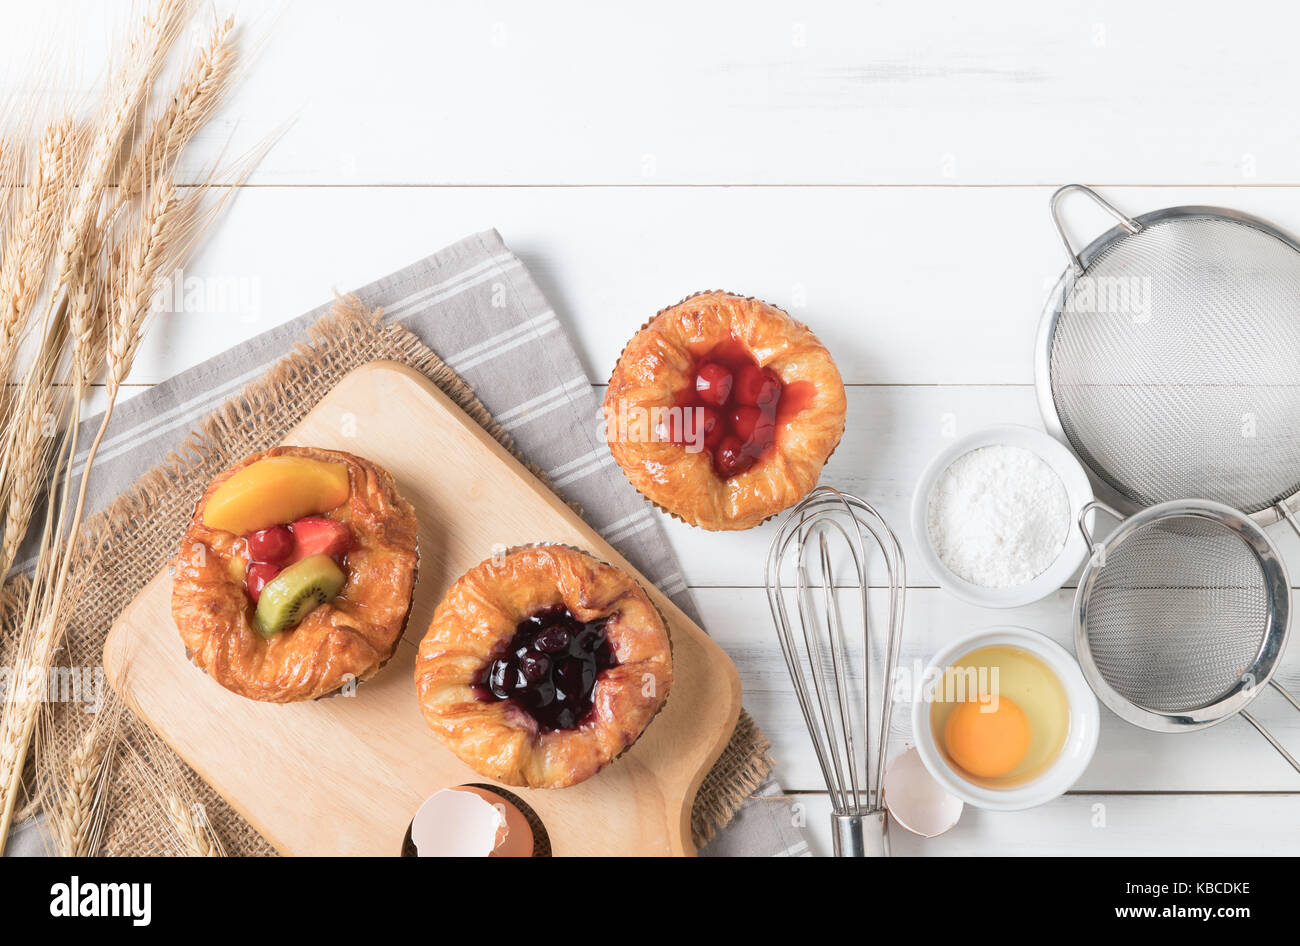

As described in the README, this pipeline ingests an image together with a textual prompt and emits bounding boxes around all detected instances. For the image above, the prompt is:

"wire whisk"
[765,486,906,856]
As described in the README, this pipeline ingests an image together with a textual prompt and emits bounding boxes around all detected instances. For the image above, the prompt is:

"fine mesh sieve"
[1075,499,1300,773]
[1035,185,1300,535]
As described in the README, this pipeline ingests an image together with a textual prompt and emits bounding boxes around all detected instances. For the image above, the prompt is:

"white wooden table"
[15,0,1300,855]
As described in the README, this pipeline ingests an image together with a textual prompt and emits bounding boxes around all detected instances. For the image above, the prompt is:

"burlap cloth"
[24,298,773,855]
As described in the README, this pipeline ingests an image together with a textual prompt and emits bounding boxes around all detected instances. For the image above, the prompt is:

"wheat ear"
[121,736,224,856]
[0,308,71,581]
[0,119,83,452]
[0,0,192,852]
[164,793,223,857]
[0,135,14,212]
[0,110,31,249]
[0,118,82,371]
[117,15,237,205]
[44,0,187,312]
[0,143,256,854]
[37,695,121,857]
[19,8,233,587]
[0,0,185,559]
[50,728,110,856]
[25,13,244,588]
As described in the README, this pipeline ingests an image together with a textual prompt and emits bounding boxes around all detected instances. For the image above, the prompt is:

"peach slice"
[202,456,350,536]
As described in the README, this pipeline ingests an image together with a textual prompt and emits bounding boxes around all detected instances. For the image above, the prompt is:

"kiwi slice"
[254,554,346,639]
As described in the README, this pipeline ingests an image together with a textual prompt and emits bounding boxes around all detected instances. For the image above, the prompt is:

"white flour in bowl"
[926,444,1070,588]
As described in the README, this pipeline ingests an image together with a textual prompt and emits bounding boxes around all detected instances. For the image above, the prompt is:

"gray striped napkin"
[8,229,809,857]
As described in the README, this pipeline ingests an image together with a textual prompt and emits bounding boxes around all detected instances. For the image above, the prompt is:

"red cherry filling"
[240,516,352,602]
[475,605,618,732]
[247,525,294,564]
[714,435,754,478]
[667,338,789,479]
[734,363,782,410]
[245,562,281,604]
[692,406,724,448]
[694,361,733,407]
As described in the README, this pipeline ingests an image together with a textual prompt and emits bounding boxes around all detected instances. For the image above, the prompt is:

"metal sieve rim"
[1073,499,1291,733]
[1032,187,1300,526]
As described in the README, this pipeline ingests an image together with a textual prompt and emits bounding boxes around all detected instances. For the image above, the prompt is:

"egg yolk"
[943,696,1031,778]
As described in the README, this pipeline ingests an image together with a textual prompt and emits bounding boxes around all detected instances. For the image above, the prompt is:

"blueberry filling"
[476,605,618,731]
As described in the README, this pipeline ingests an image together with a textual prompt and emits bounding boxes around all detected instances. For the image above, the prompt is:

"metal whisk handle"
[831,810,889,857]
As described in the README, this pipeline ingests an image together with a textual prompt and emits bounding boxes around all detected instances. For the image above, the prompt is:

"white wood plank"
[790,792,1300,856]
[7,1,1300,185]
[116,184,1300,388]
[701,586,1300,794]
[113,184,1065,387]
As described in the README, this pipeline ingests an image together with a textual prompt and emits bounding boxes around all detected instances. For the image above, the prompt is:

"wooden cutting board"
[103,361,742,857]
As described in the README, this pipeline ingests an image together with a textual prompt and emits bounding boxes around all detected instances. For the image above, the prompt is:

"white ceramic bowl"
[911,626,1099,811]
[910,423,1093,608]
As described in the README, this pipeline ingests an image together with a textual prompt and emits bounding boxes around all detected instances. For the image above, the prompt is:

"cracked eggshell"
[410,786,534,857]
[883,747,963,839]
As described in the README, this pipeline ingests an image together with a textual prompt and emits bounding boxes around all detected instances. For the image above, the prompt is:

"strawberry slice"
[288,517,351,564]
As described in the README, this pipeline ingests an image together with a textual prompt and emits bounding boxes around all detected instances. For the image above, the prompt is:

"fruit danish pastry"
[171,446,418,703]
[414,545,673,789]
[604,291,846,530]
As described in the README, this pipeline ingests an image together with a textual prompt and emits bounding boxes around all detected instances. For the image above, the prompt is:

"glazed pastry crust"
[414,545,673,789]
[604,291,847,531]
[171,446,418,703]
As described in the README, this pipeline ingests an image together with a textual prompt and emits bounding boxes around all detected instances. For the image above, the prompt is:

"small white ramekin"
[910,423,1093,608]
[911,626,1099,811]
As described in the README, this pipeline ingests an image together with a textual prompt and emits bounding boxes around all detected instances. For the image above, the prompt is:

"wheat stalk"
[0,113,30,250]
[0,0,267,856]
[24,173,212,614]
[0,0,194,850]
[0,118,81,374]
[0,613,57,803]
[0,397,59,580]
[0,572,28,810]
[44,0,187,318]
[10,177,199,597]
[0,122,83,484]
[8,0,212,582]
[0,441,95,819]
[109,179,211,391]
[117,15,237,205]
[50,728,109,855]
[0,119,260,861]
[58,11,236,397]
[41,10,232,403]
[0,0,186,569]
[163,793,222,857]
[121,735,224,856]
[0,139,21,274]
[0,135,14,209]
[0,309,71,581]
[37,696,120,857]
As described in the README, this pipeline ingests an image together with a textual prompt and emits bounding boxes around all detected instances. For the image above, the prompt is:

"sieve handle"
[1278,502,1300,541]
[1241,705,1300,775]
[1050,184,1143,275]
[1077,499,1122,557]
